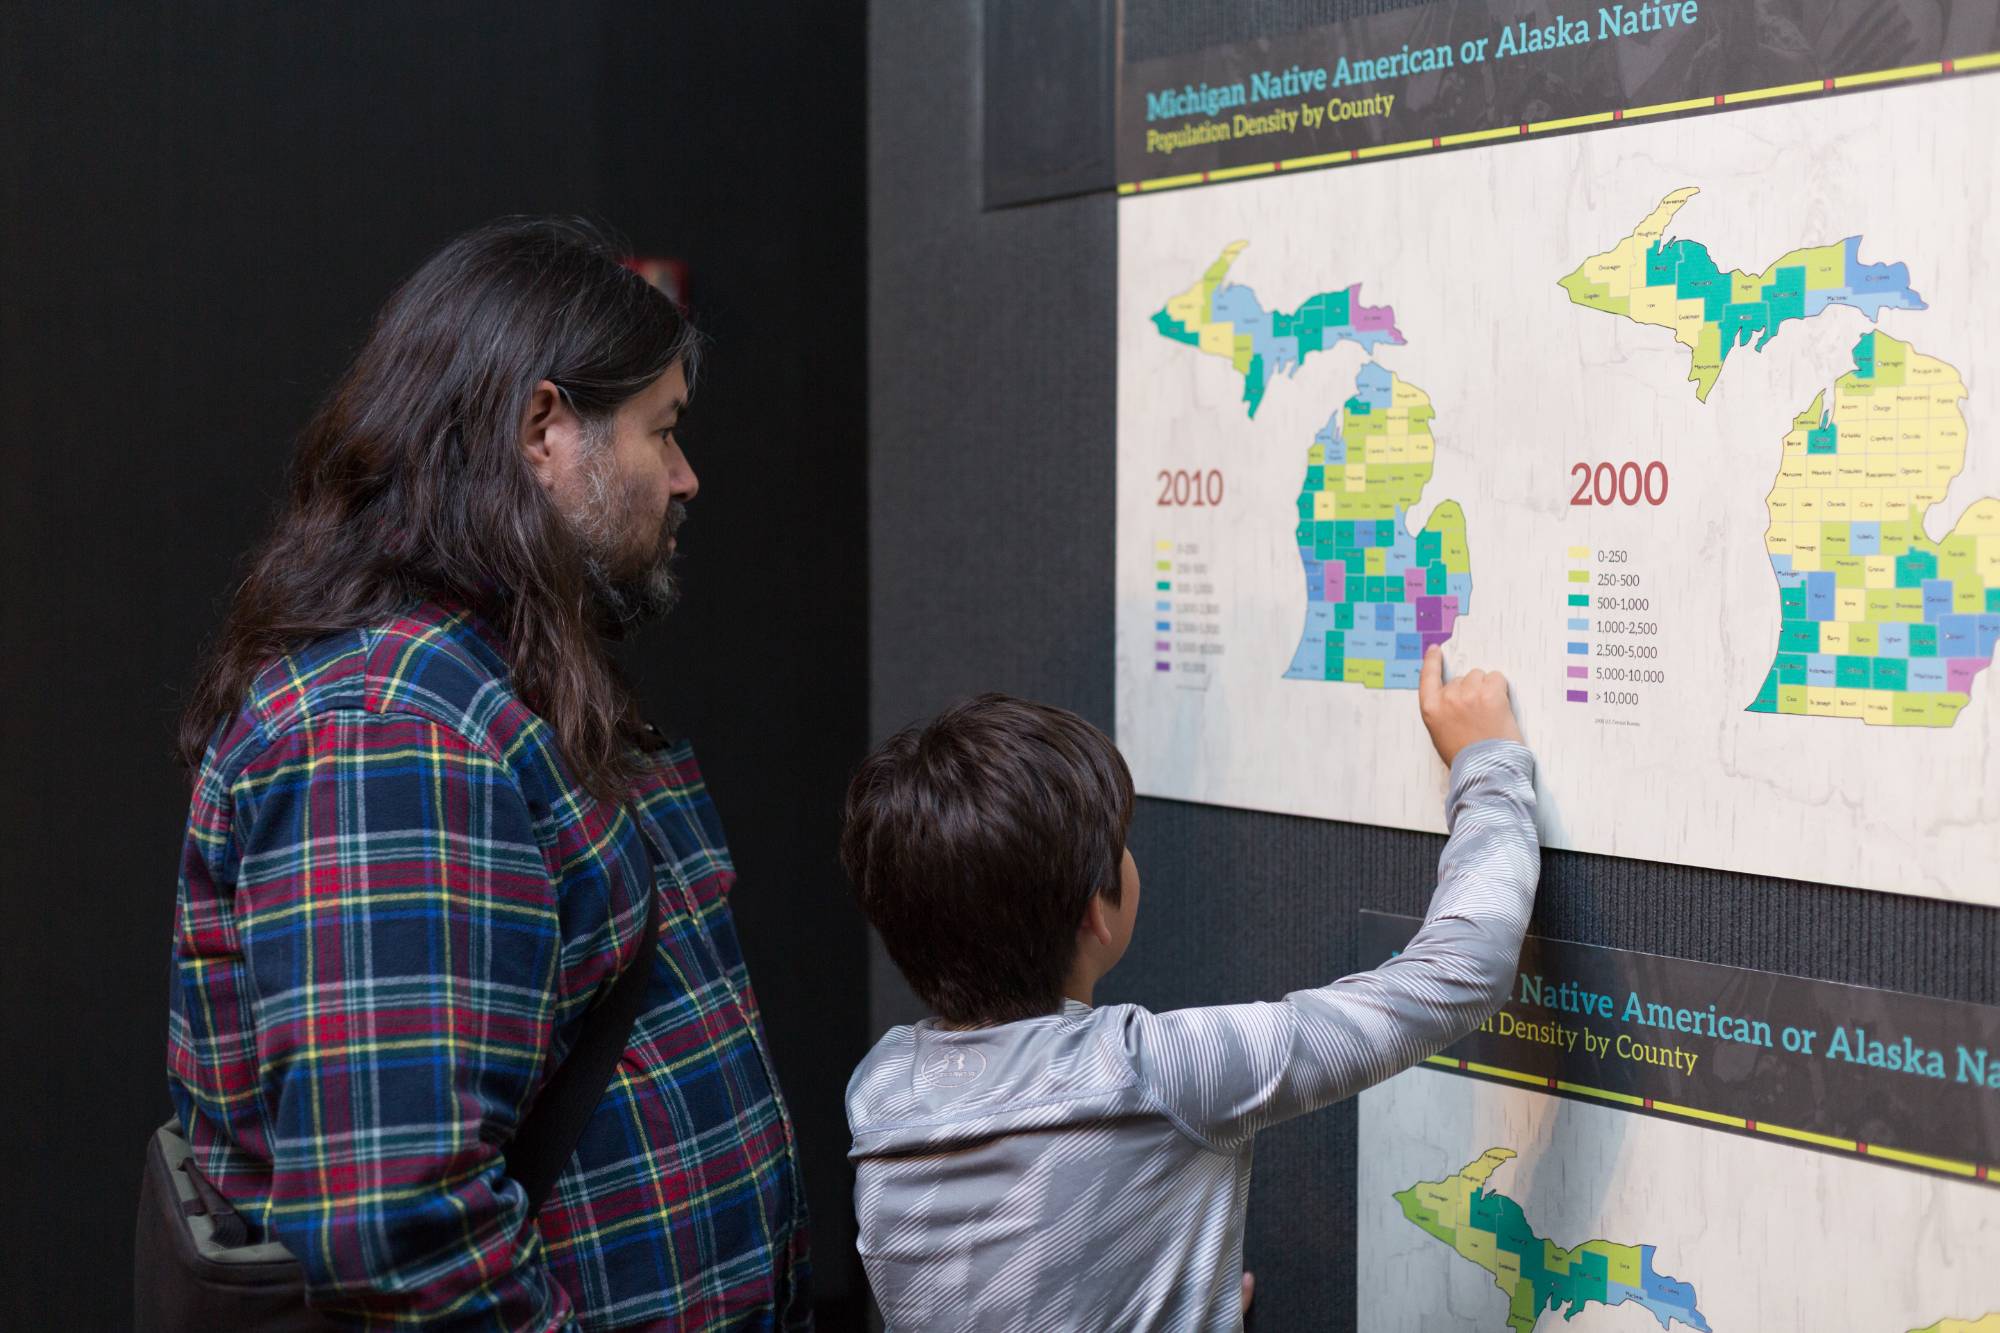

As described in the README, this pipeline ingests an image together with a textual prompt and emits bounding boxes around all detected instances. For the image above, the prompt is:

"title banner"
[1118,1,2000,191]
[1361,911,2000,1182]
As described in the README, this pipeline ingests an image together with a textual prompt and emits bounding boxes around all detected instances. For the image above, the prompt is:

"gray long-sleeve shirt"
[846,740,1539,1332]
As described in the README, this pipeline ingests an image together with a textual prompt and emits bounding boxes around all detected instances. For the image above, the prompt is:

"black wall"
[0,4,868,1326]
[868,3,2000,1331]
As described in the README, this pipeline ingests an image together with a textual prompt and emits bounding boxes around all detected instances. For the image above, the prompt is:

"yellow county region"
[1561,187,1718,386]
[1766,337,1970,565]
[1161,239,1252,372]
[1308,370,1438,522]
[1395,1147,1515,1246]
[1753,333,2000,727]
[1908,1317,2000,1333]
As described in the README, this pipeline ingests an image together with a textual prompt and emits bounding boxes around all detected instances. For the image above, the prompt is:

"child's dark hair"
[840,693,1135,1026]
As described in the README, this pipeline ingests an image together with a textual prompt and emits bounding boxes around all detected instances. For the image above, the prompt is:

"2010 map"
[1559,186,1926,400]
[1151,255,1472,691]
[1395,1147,1709,1333]
[1746,332,2000,725]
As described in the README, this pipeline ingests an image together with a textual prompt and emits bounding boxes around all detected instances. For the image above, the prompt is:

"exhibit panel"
[1357,913,2000,1331]
[1361,1074,2000,1333]
[1117,6,2000,902]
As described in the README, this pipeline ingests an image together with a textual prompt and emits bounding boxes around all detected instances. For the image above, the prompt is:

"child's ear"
[1081,894,1116,949]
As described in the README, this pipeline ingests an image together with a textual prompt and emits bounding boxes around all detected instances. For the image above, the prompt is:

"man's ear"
[520,379,581,491]
[1080,894,1116,950]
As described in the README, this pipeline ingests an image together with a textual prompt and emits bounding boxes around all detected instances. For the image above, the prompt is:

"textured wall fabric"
[869,2,1998,1328]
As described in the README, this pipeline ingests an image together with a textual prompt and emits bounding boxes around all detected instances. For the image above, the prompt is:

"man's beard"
[568,444,686,627]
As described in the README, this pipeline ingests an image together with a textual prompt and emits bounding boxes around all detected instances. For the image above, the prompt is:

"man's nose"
[669,444,699,503]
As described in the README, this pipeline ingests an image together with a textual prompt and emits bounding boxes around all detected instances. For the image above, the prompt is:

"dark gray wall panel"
[868,4,1116,720]
[982,0,1117,206]
[871,2,1998,1329]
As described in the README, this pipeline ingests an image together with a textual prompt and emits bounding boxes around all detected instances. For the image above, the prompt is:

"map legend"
[1149,538,1223,688]
[1565,546,1590,702]
[1579,544,1663,721]
[1547,542,1670,720]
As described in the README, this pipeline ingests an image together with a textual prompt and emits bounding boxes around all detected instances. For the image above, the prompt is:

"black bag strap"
[506,881,660,1216]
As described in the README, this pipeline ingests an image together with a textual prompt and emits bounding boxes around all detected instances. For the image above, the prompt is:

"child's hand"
[1418,644,1522,768]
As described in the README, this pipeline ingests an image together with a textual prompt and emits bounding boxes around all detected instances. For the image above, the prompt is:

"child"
[841,646,1538,1330]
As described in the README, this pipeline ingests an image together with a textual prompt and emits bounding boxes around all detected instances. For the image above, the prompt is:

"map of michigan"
[1559,186,1925,401]
[1152,240,1404,418]
[1285,362,1470,687]
[1395,1148,1710,1333]
[1748,332,2000,726]
[1909,1317,2000,1333]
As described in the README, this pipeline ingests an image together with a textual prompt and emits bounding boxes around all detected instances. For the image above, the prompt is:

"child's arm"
[1124,649,1537,1152]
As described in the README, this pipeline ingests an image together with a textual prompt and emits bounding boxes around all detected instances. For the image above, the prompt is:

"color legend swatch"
[1151,538,1223,688]
[1565,547,1590,701]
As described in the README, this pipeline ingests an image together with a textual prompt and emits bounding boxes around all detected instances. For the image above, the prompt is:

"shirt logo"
[922,1046,987,1088]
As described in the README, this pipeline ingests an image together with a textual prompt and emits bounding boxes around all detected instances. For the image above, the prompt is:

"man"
[168,219,810,1329]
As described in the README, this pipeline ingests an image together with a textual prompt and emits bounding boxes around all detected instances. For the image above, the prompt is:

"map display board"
[1355,913,2000,1332]
[1115,5,2000,901]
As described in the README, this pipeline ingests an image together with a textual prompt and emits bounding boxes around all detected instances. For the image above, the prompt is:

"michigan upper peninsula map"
[1116,72,2000,904]
[1358,1064,2000,1332]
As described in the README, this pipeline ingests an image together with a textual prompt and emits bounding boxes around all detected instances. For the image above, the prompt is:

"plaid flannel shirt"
[167,600,811,1330]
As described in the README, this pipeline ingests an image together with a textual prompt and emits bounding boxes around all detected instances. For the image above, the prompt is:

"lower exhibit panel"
[1359,1068,2000,1333]
[1354,912,2000,1333]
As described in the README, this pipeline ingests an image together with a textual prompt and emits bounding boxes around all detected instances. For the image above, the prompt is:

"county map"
[1394,1148,1710,1333]
[1152,245,1469,690]
[1558,187,1995,728]
[1559,186,1925,401]
[1151,240,1404,418]
[1747,333,2000,725]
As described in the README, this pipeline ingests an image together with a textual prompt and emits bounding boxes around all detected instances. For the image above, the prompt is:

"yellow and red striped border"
[1119,53,2000,195]
[1420,1053,2000,1187]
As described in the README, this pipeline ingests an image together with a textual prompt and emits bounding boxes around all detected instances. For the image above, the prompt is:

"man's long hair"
[178,217,700,800]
